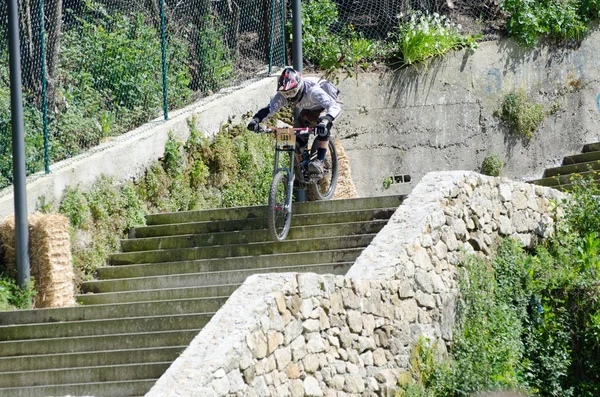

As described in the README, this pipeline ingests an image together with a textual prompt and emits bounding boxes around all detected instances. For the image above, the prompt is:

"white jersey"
[264,77,342,120]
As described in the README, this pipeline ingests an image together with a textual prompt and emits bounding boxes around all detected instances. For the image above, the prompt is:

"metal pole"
[291,0,302,73]
[39,0,50,174]
[280,0,286,66]
[7,0,31,286]
[160,0,169,120]
[268,0,276,74]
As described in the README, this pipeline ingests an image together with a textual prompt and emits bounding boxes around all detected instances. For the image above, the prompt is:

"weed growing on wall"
[388,12,479,67]
[396,176,600,397]
[499,90,545,139]
[502,0,590,47]
[481,154,503,176]
[55,120,275,280]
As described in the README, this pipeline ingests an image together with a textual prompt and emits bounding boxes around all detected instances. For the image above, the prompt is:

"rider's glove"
[247,118,261,133]
[315,115,334,137]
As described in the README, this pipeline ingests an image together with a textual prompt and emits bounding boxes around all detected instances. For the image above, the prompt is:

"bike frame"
[263,127,313,211]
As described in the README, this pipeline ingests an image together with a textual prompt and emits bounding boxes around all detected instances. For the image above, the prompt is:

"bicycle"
[260,126,338,242]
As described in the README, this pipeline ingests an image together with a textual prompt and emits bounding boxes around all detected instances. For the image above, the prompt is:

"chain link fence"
[0,0,507,190]
[0,0,287,190]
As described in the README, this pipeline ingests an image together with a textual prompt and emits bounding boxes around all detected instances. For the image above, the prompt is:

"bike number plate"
[276,129,296,150]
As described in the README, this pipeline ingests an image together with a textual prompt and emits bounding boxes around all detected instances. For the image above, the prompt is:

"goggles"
[280,85,301,99]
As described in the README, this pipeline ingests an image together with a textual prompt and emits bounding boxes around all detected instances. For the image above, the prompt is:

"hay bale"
[333,140,359,200]
[0,217,16,276]
[0,214,75,308]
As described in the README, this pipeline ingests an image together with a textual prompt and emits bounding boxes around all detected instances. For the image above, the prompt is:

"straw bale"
[332,140,359,200]
[0,217,16,276]
[0,213,75,308]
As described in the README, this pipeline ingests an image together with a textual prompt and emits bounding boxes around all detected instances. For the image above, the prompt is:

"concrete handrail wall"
[0,76,278,219]
[146,171,564,397]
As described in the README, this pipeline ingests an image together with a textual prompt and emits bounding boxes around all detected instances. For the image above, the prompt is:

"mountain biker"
[247,67,342,177]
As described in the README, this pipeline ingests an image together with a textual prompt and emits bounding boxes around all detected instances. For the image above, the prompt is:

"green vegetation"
[481,153,503,176]
[0,8,192,190]
[0,277,36,311]
[499,90,545,139]
[397,176,600,397]
[502,0,600,47]
[388,12,479,67]
[296,0,381,78]
[194,16,235,93]
[55,120,274,280]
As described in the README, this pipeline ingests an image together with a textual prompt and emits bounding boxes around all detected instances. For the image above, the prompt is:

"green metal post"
[160,0,168,120]
[268,0,276,73]
[281,0,287,66]
[39,0,49,174]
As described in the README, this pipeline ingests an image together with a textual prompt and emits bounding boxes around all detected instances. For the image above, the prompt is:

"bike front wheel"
[268,170,292,242]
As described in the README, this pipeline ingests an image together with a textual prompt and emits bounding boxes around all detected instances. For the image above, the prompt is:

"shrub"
[193,17,235,93]
[388,12,479,67]
[59,11,191,136]
[296,0,378,77]
[502,0,589,46]
[499,90,545,139]
[481,154,503,176]
[0,277,36,311]
[396,175,600,397]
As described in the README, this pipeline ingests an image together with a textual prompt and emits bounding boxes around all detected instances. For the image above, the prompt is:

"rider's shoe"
[309,159,325,178]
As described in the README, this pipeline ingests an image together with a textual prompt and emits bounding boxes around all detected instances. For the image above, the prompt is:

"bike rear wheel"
[268,171,292,242]
[310,138,339,200]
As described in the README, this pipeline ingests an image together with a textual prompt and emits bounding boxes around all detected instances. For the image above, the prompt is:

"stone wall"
[146,171,564,397]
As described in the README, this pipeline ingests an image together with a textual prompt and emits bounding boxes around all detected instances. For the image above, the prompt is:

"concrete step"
[0,346,184,372]
[0,329,200,357]
[562,150,600,165]
[109,234,376,265]
[531,170,600,187]
[122,220,387,252]
[0,362,170,388]
[543,159,600,178]
[85,262,352,294]
[0,379,156,397]
[134,208,395,238]
[0,313,212,341]
[78,284,240,305]
[145,195,404,225]
[582,142,600,153]
[0,297,227,326]
[99,248,363,280]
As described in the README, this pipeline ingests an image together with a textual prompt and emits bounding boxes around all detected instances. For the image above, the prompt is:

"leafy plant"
[0,277,36,311]
[396,175,600,397]
[499,90,545,139]
[193,16,235,93]
[481,153,503,176]
[502,0,589,46]
[388,12,480,67]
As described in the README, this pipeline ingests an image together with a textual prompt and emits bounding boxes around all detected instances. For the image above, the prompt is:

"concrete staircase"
[0,195,403,397]
[530,142,600,191]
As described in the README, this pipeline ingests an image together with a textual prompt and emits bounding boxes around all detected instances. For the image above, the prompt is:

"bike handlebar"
[258,126,315,135]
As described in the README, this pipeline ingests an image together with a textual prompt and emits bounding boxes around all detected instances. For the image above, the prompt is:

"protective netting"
[0,0,287,189]
[0,0,504,189]
[331,0,502,40]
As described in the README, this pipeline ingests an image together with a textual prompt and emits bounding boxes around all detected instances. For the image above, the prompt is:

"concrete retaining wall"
[0,77,278,219]
[335,32,600,196]
[146,171,564,397]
